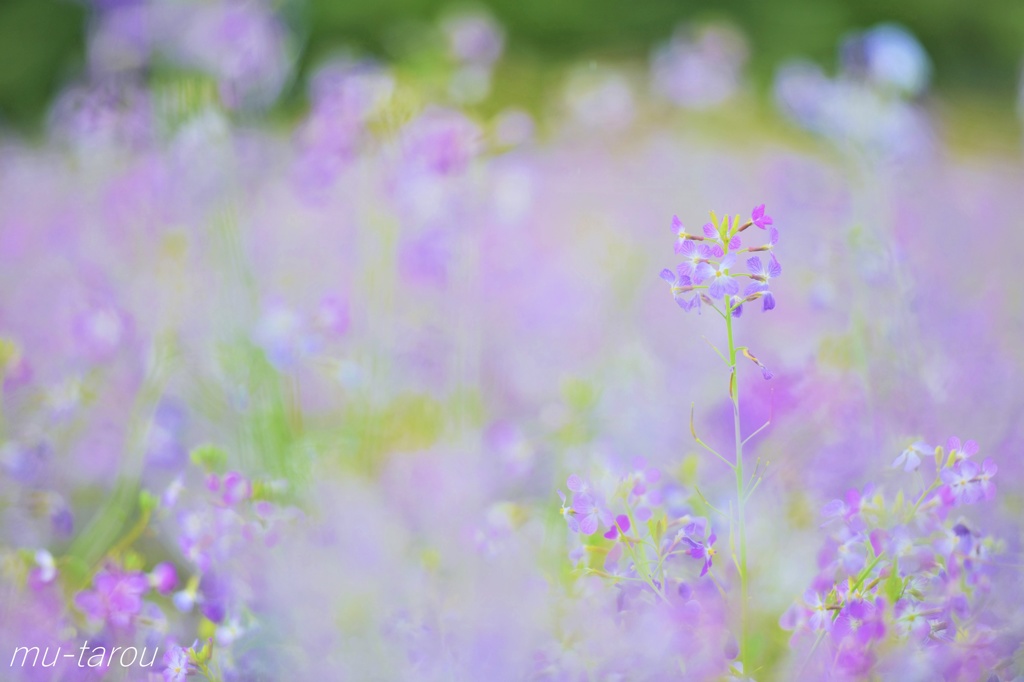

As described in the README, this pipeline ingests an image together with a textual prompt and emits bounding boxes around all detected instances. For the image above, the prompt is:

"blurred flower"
[773,34,934,160]
[603,514,631,540]
[564,70,635,132]
[947,436,979,460]
[28,550,57,588]
[172,0,293,109]
[571,491,603,535]
[841,23,931,96]
[651,24,748,109]
[72,299,133,363]
[493,109,534,147]
[682,530,717,577]
[149,563,178,595]
[146,400,188,469]
[443,13,504,66]
[75,565,150,628]
[892,441,930,472]
[162,646,194,682]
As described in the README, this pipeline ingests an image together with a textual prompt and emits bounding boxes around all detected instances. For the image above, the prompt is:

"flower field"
[1,3,1023,680]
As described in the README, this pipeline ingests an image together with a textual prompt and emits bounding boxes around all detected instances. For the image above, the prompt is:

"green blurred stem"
[104,506,153,559]
[621,502,670,604]
[908,477,941,519]
[64,337,174,589]
[724,295,750,668]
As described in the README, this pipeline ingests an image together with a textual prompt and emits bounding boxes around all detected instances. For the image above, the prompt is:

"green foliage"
[0,0,85,129]
[190,444,230,474]
[4,0,1024,130]
[884,558,905,603]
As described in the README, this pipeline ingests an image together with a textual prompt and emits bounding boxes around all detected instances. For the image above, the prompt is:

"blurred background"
[2,1,1023,680]
[4,0,1024,135]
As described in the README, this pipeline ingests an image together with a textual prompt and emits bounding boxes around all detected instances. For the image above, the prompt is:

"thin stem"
[621,503,671,604]
[799,630,827,678]
[104,507,152,562]
[695,485,729,518]
[907,477,942,519]
[746,458,762,488]
[742,388,774,446]
[724,294,750,667]
[690,403,735,470]
[701,336,730,366]
[744,476,764,503]
[851,552,886,593]
[705,300,728,320]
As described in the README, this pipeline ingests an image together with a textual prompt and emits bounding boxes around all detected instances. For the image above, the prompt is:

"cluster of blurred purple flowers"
[781,436,1008,679]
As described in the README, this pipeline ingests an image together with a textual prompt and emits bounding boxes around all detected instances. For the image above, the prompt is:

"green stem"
[907,477,941,519]
[104,508,152,560]
[621,502,671,604]
[724,296,749,667]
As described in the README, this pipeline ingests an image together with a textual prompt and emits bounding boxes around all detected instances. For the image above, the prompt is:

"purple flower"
[401,108,481,176]
[443,13,504,66]
[28,550,57,589]
[832,598,886,646]
[146,400,189,468]
[72,300,133,362]
[557,489,579,533]
[751,204,773,229]
[603,514,631,540]
[744,254,782,311]
[822,486,873,531]
[566,474,588,493]
[162,646,194,682]
[672,215,713,259]
[74,566,150,628]
[677,240,714,282]
[315,295,351,336]
[199,573,229,624]
[707,254,739,299]
[702,221,740,256]
[940,459,993,506]
[221,471,252,505]
[659,268,700,312]
[894,600,931,640]
[806,591,832,632]
[947,436,979,459]
[571,492,603,535]
[682,531,717,577]
[892,441,930,472]
[149,562,178,595]
[977,457,997,500]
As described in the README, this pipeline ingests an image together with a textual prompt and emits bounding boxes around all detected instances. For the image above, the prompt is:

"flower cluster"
[780,437,1008,679]
[558,461,720,591]
[554,460,740,679]
[162,638,215,682]
[661,206,781,315]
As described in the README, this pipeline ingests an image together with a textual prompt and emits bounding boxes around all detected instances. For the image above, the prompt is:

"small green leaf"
[190,444,228,473]
[884,558,903,603]
[649,512,667,547]
[679,454,699,485]
[122,549,145,572]
[138,489,158,513]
